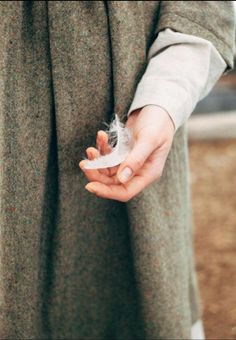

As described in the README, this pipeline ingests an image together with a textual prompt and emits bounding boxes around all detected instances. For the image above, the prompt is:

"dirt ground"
[189,139,236,339]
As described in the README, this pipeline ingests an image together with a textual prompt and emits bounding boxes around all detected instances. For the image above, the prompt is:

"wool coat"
[0,1,235,339]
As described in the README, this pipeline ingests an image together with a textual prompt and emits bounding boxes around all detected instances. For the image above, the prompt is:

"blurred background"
[187,2,236,338]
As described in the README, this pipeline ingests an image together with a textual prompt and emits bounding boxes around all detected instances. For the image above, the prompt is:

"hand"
[79,105,175,202]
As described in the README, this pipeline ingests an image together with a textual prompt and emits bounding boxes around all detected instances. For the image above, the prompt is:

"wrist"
[144,104,176,133]
[128,104,176,133]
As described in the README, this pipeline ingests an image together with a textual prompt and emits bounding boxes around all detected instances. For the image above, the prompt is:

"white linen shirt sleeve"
[127,28,227,132]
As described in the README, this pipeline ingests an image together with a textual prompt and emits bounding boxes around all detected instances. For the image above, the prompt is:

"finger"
[86,145,110,176]
[97,130,112,155]
[84,139,118,177]
[85,146,168,201]
[95,131,112,176]
[96,131,103,154]
[79,160,118,185]
[107,165,119,177]
[116,139,155,184]
[86,147,100,160]
[85,172,156,202]
[93,130,118,175]
[85,181,129,201]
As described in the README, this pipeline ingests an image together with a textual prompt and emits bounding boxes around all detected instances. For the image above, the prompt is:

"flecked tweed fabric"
[0,1,234,339]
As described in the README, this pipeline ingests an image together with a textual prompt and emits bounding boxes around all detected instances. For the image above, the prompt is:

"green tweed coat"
[0,1,234,339]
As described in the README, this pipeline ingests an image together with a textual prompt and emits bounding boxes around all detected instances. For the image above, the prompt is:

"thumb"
[117,139,154,183]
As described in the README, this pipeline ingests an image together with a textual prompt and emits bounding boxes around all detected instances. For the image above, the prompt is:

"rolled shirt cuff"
[126,78,191,132]
[127,28,227,132]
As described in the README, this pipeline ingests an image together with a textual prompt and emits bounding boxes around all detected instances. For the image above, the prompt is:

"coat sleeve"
[155,1,235,72]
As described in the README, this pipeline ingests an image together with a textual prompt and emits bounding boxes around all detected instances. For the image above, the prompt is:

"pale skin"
[79,105,175,202]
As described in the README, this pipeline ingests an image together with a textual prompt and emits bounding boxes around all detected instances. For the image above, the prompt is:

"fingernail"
[79,160,88,170]
[79,160,85,168]
[85,184,97,194]
[118,167,133,183]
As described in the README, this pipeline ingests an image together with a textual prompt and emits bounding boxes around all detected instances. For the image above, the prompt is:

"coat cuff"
[155,9,235,72]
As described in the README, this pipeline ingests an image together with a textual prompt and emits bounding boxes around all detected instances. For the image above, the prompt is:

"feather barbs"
[83,115,134,169]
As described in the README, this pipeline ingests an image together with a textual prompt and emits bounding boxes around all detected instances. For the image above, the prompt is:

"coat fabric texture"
[0,1,235,339]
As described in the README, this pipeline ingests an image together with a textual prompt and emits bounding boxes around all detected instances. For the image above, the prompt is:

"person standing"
[0,1,235,339]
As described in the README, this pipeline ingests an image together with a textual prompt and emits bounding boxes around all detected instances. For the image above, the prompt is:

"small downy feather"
[83,114,134,169]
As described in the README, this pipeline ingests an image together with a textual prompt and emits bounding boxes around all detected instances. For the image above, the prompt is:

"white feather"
[84,114,134,169]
